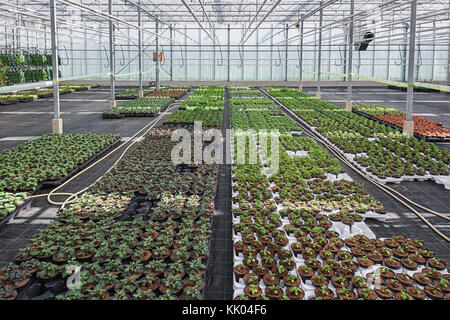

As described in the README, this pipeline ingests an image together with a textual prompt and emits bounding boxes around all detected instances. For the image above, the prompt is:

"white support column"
[170,25,173,82]
[403,0,417,137]
[155,17,160,91]
[227,24,230,82]
[138,4,143,97]
[346,0,354,112]
[299,18,304,92]
[108,0,116,109]
[50,0,62,134]
[285,23,288,82]
[316,3,323,99]
[270,25,273,81]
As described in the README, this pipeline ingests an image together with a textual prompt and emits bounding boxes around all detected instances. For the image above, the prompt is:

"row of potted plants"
[0,133,120,192]
[230,96,298,133]
[165,86,224,128]
[103,97,174,118]
[0,126,219,300]
[0,84,97,105]
[230,88,420,300]
[233,222,449,300]
[115,87,189,100]
[267,89,450,181]
[354,104,450,139]
[228,87,265,98]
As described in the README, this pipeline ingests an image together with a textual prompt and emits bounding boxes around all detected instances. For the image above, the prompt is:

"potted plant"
[311,274,328,287]
[375,285,394,299]
[262,272,279,287]
[122,261,144,279]
[265,285,283,300]
[183,274,204,290]
[385,278,404,292]
[243,274,260,286]
[244,284,262,299]
[406,286,426,300]
[186,259,206,276]
[351,275,368,289]
[331,275,350,289]
[314,285,334,300]
[137,275,160,291]
[36,262,61,283]
[181,287,203,300]
[283,274,301,287]
[395,291,414,300]
[336,287,356,300]
[357,287,377,300]
[413,273,433,286]
[298,265,314,282]
[424,285,444,300]
[428,257,446,270]
[146,260,166,277]
[87,287,109,300]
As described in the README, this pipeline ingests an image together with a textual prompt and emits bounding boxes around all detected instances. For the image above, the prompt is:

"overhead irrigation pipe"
[272,0,413,46]
[198,0,216,37]
[299,20,450,48]
[258,0,339,45]
[180,0,219,46]
[239,0,269,45]
[124,0,199,45]
[0,8,136,45]
[197,0,226,58]
[0,2,139,45]
[57,0,180,45]
[297,7,450,47]
[241,0,283,45]
[294,0,441,45]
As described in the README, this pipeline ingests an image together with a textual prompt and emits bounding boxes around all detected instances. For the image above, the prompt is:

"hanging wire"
[275,44,282,67]
[61,45,70,66]
[216,42,224,67]
[394,46,405,66]
[296,44,301,69]
[416,43,422,79]
[334,45,343,66]
[119,45,125,66]
[102,45,110,68]
[178,43,184,68]
[417,43,423,67]
[355,50,361,70]
[237,44,243,68]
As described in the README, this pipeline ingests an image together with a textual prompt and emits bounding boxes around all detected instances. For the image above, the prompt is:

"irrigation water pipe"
[29,98,186,210]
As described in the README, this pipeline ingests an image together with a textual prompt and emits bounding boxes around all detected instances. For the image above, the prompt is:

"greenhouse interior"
[0,0,449,303]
